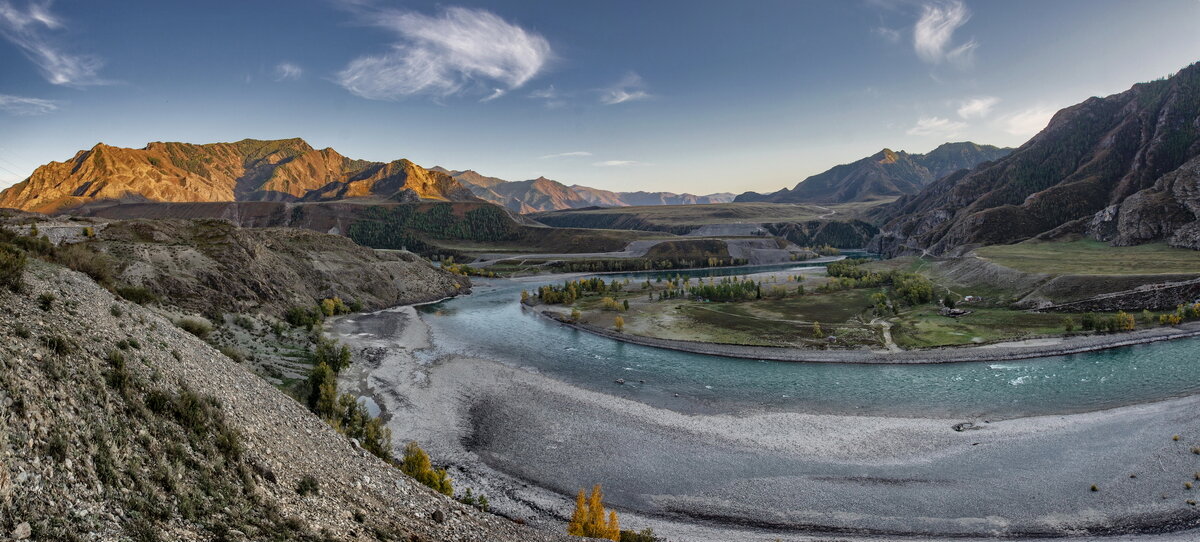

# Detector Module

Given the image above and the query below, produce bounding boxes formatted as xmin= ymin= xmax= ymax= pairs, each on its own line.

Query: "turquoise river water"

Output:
xmin=416 ymin=262 xmax=1200 ymax=419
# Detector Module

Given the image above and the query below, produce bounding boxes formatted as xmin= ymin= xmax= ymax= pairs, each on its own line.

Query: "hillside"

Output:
xmin=0 ymin=138 xmax=479 ymax=214
xmin=736 ymin=142 xmax=1011 ymax=204
xmin=434 ymin=167 xmax=734 ymax=213
xmin=530 ymin=202 xmax=880 ymax=248
xmin=0 ymin=257 xmax=567 ymax=541
xmin=872 ymin=63 xmax=1200 ymax=256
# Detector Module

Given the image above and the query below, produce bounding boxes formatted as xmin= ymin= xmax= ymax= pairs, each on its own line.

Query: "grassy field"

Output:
xmin=891 ymin=307 xmax=1082 ymax=349
xmin=976 ymin=239 xmax=1200 ymax=275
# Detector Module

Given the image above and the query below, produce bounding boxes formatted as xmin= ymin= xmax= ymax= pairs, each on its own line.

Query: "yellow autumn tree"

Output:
xmin=567 ymin=485 xmax=620 ymax=541
xmin=614 ymin=316 xmax=625 ymax=332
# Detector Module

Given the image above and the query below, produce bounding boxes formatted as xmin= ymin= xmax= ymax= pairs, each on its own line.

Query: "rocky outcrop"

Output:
xmin=1086 ymin=154 xmax=1200 ymax=249
xmin=0 ymin=138 xmax=480 ymax=213
xmin=0 ymin=259 xmax=566 ymax=541
xmin=735 ymin=142 xmax=1011 ymax=204
xmin=873 ymin=62 xmax=1200 ymax=256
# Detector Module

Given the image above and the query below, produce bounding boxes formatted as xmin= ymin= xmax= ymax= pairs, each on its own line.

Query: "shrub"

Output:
xmin=38 ymin=292 xmax=56 ymax=311
xmin=320 ymin=297 xmax=350 ymax=317
xmin=295 ymin=475 xmax=319 ymax=496
xmin=401 ymin=441 xmax=453 ymax=496
xmin=175 ymin=317 xmax=212 ymax=340
xmin=39 ymin=334 xmax=73 ymax=355
xmin=620 ymin=528 xmax=662 ymax=542
xmin=53 ymin=243 xmax=113 ymax=287
xmin=219 ymin=347 xmax=246 ymax=363
xmin=116 ymin=286 xmax=158 ymax=305
xmin=0 ymin=244 xmax=26 ymax=292
xmin=310 ymin=337 xmax=352 ymax=373
xmin=285 ymin=306 xmax=323 ymax=329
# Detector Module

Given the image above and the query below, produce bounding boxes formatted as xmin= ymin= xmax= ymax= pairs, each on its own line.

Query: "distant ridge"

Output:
xmin=0 ymin=138 xmax=479 ymax=213
xmin=735 ymin=142 xmax=1011 ymax=204
xmin=431 ymin=166 xmax=735 ymax=213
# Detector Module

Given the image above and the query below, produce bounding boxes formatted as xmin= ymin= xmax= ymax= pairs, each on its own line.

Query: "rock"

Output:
xmin=952 ymin=422 xmax=978 ymax=432
xmin=12 ymin=522 xmax=31 ymax=540
xmin=432 ymin=509 xmax=446 ymax=524
xmin=614 ymin=378 xmax=625 ymax=385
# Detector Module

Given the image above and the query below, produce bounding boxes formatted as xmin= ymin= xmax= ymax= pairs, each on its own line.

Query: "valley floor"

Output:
xmin=329 ymin=302 xmax=1200 ymax=541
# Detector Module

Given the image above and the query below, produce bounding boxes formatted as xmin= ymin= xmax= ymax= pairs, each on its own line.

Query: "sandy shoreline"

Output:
xmin=328 ymin=303 xmax=1200 ymax=541
xmin=533 ymin=307 xmax=1200 ymax=364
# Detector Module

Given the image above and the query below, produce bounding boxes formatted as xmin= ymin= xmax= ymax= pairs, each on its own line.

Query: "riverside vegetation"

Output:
xmin=523 ymin=257 xmax=1198 ymax=350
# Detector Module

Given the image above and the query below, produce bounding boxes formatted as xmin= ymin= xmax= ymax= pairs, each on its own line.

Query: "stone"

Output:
xmin=432 ymin=509 xmax=446 ymax=524
xmin=12 ymin=522 xmax=31 ymax=540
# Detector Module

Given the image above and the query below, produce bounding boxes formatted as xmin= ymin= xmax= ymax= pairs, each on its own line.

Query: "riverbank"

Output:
xmin=329 ymin=304 xmax=1200 ymax=541
xmin=533 ymin=307 xmax=1200 ymax=364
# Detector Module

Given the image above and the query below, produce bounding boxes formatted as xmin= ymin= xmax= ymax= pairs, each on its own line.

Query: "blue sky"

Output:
xmin=0 ymin=0 xmax=1198 ymax=195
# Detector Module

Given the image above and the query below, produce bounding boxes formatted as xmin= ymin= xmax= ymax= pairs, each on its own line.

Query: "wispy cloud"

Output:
xmin=274 ymin=62 xmax=302 ymax=81
xmin=906 ymin=116 xmax=967 ymax=137
xmin=0 ymin=93 xmax=57 ymax=115
xmin=956 ymin=96 xmax=998 ymax=119
xmin=540 ymin=151 xmax=591 ymax=159
xmin=599 ymin=72 xmax=650 ymax=105
xmin=1000 ymin=106 xmax=1056 ymax=136
xmin=872 ymin=26 xmax=902 ymax=43
xmin=335 ymin=5 xmax=551 ymax=102
xmin=593 ymin=160 xmax=641 ymax=167
xmin=0 ymin=0 xmax=107 ymax=86
xmin=913 ymin=1 xmax=977 ymax=68
xmin=527 ymin=85 xmax=567 ymax=108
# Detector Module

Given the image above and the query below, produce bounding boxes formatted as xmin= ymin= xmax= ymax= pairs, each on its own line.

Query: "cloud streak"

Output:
xmin=539 ymin=151 xmax=591 ymax=159
xmin=913 ymin=1 xmax=977 ymax=68
xmin=274 ymin=62 xmax=302 ymax=81
xmin=0 ymin=93 xmax=57 ymax=115
xmin=0 ymin=0 xmax=106 ymax=86
xmin=593 ymin=160 xmax=640 ymax=167
xmin=335 ymin=5 xmax=551 ymax=102
xmin=600 ymin=72 xmax=651 ymax=105
xmin=957 ymin=96 xmax=998 ymax=119
xmin=906 ymin=116 xmax=967 ymax=137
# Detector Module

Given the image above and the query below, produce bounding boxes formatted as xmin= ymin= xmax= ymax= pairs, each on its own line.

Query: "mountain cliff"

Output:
xmin=735 ymin=142 xmax=1011 ymax=204
xmin=0 ymin=138 xmax=479 ymax=213
xmin=872 ymin=62 xmax=1200 ymax=256
xmin=433 ymin=167 xmax=735 ymax=213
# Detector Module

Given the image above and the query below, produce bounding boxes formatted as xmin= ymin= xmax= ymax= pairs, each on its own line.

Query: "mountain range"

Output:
xmin=872 ymin=62 xmax=1200 ymax=256
xmin=0 ymin=138 xmax=479 ymax=213
xmin=735 ymin=142 xmax=1012 ymax=204
xmin=432 ymin=167 xmax=735 ymax=213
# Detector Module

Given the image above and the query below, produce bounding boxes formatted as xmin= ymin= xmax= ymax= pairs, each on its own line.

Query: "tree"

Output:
xmin=567 ymin=485 xmax=620 ymax=541
xmin=942 ymin=294 xmax=956 ymax=309
xmin=622 ymin=299 xmax=630 ymax=311
xmin=570 ymin=308 xmax=581 ymax=322
xmin=812 ymin=321 xmax=823 ymax=338
xmin=401 ymin=442 xmax=453 ymax=496
xmin=1062 ymin=316 xmax=1076 ymax=333
xmin=614 ymin=316 xmax=625 ymax=332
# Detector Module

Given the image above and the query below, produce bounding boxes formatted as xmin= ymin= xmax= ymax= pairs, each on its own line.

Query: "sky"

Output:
xmin=0 ymin=0 xmax=1198 ymax=195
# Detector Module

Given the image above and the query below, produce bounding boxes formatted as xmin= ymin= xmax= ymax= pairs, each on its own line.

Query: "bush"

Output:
xmin=37 ymin=292 xmax=56 ymax=311
xmin=116 ymin=286 xmax=158 ymax=305
xmin=53 ymin=243 xmax=113 ymax=287
xmin=295 ymin=475 xmax=319 ymax=496
xmin=401 ymin=441 xmax=453 ymax=496
xmin=175 ymin=317 xmax=212 ymax=340
xmin=285 ymin=306 xmax=323 ymax=329
xmin=0 ymin=244 xmax=27 ymax=292
xmin=620 ymin=529 xmax=662 ymax=542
